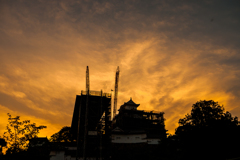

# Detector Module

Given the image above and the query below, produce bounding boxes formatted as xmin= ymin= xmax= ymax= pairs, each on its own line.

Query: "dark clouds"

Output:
xmin=0 ymin=0 xmax=240 ymax=135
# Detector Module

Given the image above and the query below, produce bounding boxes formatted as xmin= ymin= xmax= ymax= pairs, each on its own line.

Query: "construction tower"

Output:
xmin=71 ymin=66 xmax=112 ymax=160
xmin=113 ymin=66 xmax=120 ymax=119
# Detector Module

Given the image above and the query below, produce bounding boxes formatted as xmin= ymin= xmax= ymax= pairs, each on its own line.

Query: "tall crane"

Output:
xmin=77 ymin=66 xmax=90 ymax=160
xmin=86 ymin=66 xmax=90 ymax=92
xmin=83 ymin=66 xmax=90 ymax=160
xmin=113 ymin=66 xmax=120 ymax=118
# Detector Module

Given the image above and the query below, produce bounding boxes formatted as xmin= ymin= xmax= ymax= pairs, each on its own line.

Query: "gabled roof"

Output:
xmin=123 ymin=98 xmax=140 ymax=107
xmin=118 ymin=98 xmax=140 ymax=111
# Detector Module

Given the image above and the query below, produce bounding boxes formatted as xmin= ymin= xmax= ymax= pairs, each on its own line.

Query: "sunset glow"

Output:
xmin=1 ymin=0 xmax=240 ymax=137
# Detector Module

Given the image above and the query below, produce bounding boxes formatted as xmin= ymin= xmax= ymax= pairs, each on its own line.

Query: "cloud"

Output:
xmin=0 ymin=0 xmax=240 ymax=136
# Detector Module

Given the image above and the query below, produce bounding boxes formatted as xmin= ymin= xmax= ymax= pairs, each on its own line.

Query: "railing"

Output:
xmin=141 ymin=110 xmax=162 ymax=114
xmin=81 ymin=90 xmax=111 ymax=98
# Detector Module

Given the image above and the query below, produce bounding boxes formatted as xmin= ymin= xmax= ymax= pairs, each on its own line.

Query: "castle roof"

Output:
xmin=123 ymin=97 xmax=140 ymax=107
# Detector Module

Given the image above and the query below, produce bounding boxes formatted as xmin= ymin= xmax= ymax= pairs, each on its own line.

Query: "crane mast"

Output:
xmin=86 ymin=66 xmax=90 ymax=92
xmin=83 ymin=66 xmax=90 ymax=160
xmin=113 ymin=66 xmax=120 ymax=118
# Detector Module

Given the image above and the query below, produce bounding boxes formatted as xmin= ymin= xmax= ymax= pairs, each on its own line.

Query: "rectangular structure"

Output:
xmin=71 ymin=90 xmax=111 ymax=160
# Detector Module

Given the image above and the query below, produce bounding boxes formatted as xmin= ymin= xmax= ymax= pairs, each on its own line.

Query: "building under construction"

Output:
xmin=70 ymin=66 xmax=167 ymax=160
xmin=71 ymin=66 xmax=115 ymax=160
xmin=71 ymin=90 xmax=111 ymax=159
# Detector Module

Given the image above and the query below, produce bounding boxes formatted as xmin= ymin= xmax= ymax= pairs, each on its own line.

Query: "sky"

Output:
xmin=0 ymin=0 xmax=240 ymax=137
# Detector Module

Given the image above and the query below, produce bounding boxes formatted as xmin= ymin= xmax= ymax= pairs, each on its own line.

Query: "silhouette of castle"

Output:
xmin=69 ymin=66 xmax=166 ymax=160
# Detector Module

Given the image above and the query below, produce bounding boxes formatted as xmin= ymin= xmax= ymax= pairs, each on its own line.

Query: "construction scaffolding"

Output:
xmin=71 ymin=66 xmax=112 ymax=160
xmin=71 ymin=90 xmax=111 ymax=160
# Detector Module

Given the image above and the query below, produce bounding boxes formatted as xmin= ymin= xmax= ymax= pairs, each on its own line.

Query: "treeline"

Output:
xmin=164 ymin=100 xmax=240 ymax=160
xmin=0 ymin=100 xmax=240 ymax=160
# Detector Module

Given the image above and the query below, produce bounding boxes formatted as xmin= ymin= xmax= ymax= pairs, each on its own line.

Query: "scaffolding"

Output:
xmin=71 ymin=66 xmax=112 ymax=160
xmin=71 ymin=90 xmax=112 ymax=160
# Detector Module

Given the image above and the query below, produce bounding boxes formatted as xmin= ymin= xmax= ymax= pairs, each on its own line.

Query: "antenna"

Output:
xmin=86 ymin=66 xmax=90 ymax=92
xmin=113 ymin=66 xmax=120 ymax=118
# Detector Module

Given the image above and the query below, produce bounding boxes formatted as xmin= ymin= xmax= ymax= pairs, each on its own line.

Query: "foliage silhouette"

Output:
xmin=2 ymin=113 xmax=47 ymax=155
xmin=49 ymin=126 xmax=75 ymax=142
xmin=175 ymin=100 xmax=240 ymax=160
xmin=0 ymin=138 xmax=7 ymax=155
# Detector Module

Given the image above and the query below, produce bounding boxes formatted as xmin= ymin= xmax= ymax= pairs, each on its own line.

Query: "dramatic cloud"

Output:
xmin=0 ymin=0 xmax=240 ymax=136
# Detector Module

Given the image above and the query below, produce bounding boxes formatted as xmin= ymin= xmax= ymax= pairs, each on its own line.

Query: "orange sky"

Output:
xmin=0 ymin=0 xmax=240 ymax=138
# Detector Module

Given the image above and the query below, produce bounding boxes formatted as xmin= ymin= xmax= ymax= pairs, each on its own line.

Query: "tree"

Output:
xmin=177 ymin=100 xmax=238 ymax=127
xmin=175 ymin=100 xmax=240 ymax=160
xmin=49 ymin=126 xmax=75 ymax=143
xmin=0 ymin=138 xmax=6 ymax=155
xmin=3 ymin=113 xmax=47 ymax=154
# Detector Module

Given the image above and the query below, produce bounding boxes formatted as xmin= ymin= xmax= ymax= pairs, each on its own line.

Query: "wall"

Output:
xmin=112 ymin=134 xmax=147 ymax=143
xmin=50 ymin=151 xmax=65 ymax=160
xmin=147 ymin=138 xmax=160 ymax=145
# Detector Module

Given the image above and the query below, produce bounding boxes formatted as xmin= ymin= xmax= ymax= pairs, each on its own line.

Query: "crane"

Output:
xmin=113 ymin=66 xmax=120 ymax=118
xmin=86 ymin=66 xmax=90 ymax=92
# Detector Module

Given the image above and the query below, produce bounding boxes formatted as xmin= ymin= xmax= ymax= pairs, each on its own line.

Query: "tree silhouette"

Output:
xmin=3 ymin=113 xmax=47 ymax=154
xmin=49 ymin=126 xmax=75 ymax=142
xmin=178 ymin=100 xmax=238 ymax=127
xmin=0 ymin=138 xmax=6 ymax=155
xmin=175 ymin=100 xmax=240 ymax=160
